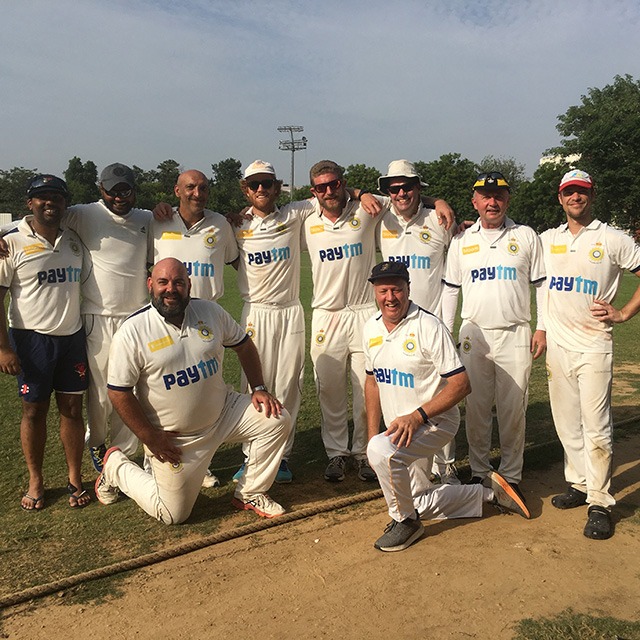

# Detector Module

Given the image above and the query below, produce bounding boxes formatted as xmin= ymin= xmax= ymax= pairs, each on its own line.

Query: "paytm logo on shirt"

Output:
xmin=319 ymin=242 xmax=363 ymax=262
xmin=374 ymin=367 xmax=415 ymax=388
xmin=37 ymin=266 xmax=81 ymax=285
xmin=389 ymin=255 xmax=431 ymax=270
xmin=163 ymin=357 xmax=219 ymax=390
xmin=548 ymin=275 xmax=598 ymax=295
xmin=184 ymin=261 xmax=214 ymax=277
xmin=470 ymin=265 xmax=516 ymax=283
xmin=247 ymin=246 xmax=291 ymax=265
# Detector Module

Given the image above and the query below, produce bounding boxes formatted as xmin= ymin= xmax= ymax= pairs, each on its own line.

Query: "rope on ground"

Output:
xmin=0 ymin=488 xmax=383 ymax=610
xmin=2 ymin=414 xmax=638 ymax=610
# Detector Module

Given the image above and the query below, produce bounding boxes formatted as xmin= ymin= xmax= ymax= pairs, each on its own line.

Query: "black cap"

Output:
xmin=100 ymin=163 xmax=136 ymax=191
xmin=473 ymin=171 xmax=510 ymax=191
xmin=26 ymin=174 xmax=70 ymax=199
xmin=368 ymin=261 xmax=410 ymax=284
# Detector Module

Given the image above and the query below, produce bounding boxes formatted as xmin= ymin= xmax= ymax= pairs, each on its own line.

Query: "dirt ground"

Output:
xmin=2 ymin=433 xmax=640 ymax=640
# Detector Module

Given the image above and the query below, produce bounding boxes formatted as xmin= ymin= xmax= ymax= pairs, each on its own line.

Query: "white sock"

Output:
xmin=482 ymin=487 xmax=495 ymax=502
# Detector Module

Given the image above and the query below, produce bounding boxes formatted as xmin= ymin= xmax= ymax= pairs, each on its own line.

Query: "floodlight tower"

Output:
xmin=278 ymin=125 xmax=307 ymax=201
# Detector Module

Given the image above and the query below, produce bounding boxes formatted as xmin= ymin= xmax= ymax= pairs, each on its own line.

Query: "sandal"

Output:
xmin=67 ymin=482 xmax=91 ymax=508
xmin=21 ymin=493 xmax=45 ymax=511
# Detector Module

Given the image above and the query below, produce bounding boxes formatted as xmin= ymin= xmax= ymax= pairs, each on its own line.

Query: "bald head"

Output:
xmin=148 ymin=258 xmax=191 ymax=324
xmin=175 ymin=169 xmax=210 ymax=219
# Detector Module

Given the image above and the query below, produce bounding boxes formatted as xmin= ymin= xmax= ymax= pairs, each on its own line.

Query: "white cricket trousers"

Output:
xmin=546 ymin=337 xmax=614 ymax=508
xmin=368 ymin=424 xmax=484 ymax=522
xmin=104 ymin=391 xmax=292 ymax=524
xmin=83 ymin=314 xmax=138 ymax=456
xmin=310 ymin=304 xmax=376 ymax=460
xmin=459 ymin=320 xmax=532 ymax=483
xmin=240 ymin=301 xmax=305 ymax=459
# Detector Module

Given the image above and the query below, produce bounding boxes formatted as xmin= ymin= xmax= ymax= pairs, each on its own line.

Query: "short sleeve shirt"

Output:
xmin=363 ymin=302 xmax=464 ymax=435
xmin=107 ymin=299 xmax=247 ymax=434
xmin=541 ymin=220 xmax=640 ymax=353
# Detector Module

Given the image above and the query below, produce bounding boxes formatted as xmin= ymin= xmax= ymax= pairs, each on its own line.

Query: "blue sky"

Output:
xmin=1 ymin=0 xmax=639 ymax=186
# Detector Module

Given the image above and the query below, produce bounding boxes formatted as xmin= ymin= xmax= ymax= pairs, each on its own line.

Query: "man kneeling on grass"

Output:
xmin=95 ymin=258 xmax=291 ymax=524
xmin=364 ymin=262 xmax=530 ymax=552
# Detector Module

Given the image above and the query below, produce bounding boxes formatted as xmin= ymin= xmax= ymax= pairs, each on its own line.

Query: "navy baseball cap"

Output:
xmin=368 ymin=261 xmax=410 ymax=284
xmin=473 ymin=171 xmax=510 ymax=191
xmin=26 ymin=174 xmax=70 ymax=199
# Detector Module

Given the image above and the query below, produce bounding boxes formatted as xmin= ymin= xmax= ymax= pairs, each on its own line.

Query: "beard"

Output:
xmin=151 ymin=292 xmax=190 ymax=320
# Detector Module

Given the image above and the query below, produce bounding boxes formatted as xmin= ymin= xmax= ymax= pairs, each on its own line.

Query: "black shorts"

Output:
xmin=10 ymin=327 xmax=89 ymax=402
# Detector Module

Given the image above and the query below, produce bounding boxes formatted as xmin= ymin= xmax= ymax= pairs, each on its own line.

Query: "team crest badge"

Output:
xmin=589 ymin=244 xmax=604 ymax=263
xmin=20 ymin=384 xmax=30 ymax=396
xmin=315 ymin=330 xmax=326 ymax=346
xmin=170 ymin=461 xmax=184 ymax=473
xmin=69 ymin=240 xmax=81 ymax=256
xmin=349 ymin=217 xmax=361 ymax=230
xmin=461 ymin=338 xmax=472 ymax=354
xmin=418 ymin=229 xmax=432 ymax=244
xmin=507 ymin=240 xmax=520 ymax=255
xmin=203 ymin=231 xmax=217 ymax=248
xmin=197 ymin=321 xmax=214 ymax=342
xmin=246 ymin=322 xmax=256 ymax=340
xmin=545 ymin=364 xmax=552 ymax=381
xmin=403 ymin=335 xmax=417 ymax=355
xmin=75 ymin=363 xmax=87 ymax=380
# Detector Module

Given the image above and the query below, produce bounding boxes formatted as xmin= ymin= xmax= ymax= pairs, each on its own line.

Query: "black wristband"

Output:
xmin=416 ymin=406 xmax=429 ymax=423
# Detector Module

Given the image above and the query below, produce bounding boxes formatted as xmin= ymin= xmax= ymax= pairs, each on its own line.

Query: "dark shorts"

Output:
xmin=9 ymin=328 xmax=89 ymax=402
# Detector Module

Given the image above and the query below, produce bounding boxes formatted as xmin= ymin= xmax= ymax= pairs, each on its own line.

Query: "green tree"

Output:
xmin=132 ymin=160 xmax=180 ymax=210
xmin=344 ymin=163 xmax=381 ymax=194
xmin=209 ymin=158 xmax=245 ymax=213
xmin=0 ymin=167 xmax=38 ymax=218
xmin=415 ymin=153 xmax=479 ymax=218
xmin=64 ymin=156 xmax=99 ymax=204
xmin=551 ymin=73 xmax=640 ymax=230
xmin=478 ymin=155 xmax=527 ymax=195
xmin=508 ymin=161 xmax=570 ymax=233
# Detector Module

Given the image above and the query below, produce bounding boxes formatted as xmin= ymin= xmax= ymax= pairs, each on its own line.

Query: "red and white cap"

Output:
xmin=559 ymin=169 xmax=594 ymax=192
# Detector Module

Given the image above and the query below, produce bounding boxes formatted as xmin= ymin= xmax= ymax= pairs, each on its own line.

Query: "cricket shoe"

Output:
xmin=201 ymin=469 xmax=220 ymax=488
xmin=232 ymin=493 xmax=285 ymax=518
xmin=374 ymin=517 xmax=424 ymax=552
xmin=94 ymin=447 xmax=122 ymax=505
xmin=486 ymin=471 xmax=530 ymax=519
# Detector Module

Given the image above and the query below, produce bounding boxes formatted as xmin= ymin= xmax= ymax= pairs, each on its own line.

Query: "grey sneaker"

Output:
xmin=486 ymin=471 xmax=530 ymax=519
xmin=94 ymin=446 xmax=121 ymax=506
xmin=324 ymin=456 xmax=347 ymax=482
xmin=374 ymin=517 xmax=425 ymax=552
xmin=438 ymin=463 xmax=461 ymax=485
xmin=357 ymin=458 xmax=377 ymax=482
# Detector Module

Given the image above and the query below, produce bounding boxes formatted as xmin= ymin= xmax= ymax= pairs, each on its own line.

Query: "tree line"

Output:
xmin=1 ymin=74 xmax=638 ymax=235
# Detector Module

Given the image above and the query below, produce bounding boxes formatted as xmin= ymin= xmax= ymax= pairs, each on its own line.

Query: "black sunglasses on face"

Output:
xmin=387 ymin=182 xmax=417 ymax=195
xmin=312 ymin=179 xmax=342 ymax=194
xmin=105 ymin=188 xmax=133 ymax=198
xmin=247 ymin=179 xmax=275 ymax=191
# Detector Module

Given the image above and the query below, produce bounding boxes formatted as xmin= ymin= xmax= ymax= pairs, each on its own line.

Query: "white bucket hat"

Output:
xmin=378 ymin=159 xmax=428 ymax=194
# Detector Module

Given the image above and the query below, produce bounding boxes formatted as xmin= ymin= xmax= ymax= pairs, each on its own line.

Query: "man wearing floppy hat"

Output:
xmin=442 ymin=172 xmax=546 ymax=502
xmin=377 ymin=159 xmax=459 ymax=485
xmin=0 ymin=175 xmax=90 ymax=510
xmin=542 ymin=169 xmax=640 ymax=540
xmin=364 ymin=261 xmax=529 ymax=551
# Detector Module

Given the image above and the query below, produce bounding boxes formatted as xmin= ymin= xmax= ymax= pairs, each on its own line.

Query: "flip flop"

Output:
xmin=21 ymin=493 xmax=45 ymax=511
xmin=67 ymin=482 xmax=91 ymax=508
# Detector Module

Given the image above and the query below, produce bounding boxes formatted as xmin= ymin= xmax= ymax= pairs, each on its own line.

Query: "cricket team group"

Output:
xmin=0 ymin=157 xmax=638 ymax=552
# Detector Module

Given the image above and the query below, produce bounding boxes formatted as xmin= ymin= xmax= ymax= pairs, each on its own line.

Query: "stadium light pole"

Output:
xmin=278 ymin=125 xmax=307 ymax=201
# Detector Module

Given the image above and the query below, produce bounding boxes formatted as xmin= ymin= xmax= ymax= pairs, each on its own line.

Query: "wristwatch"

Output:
xmin=252 ymin=384 xmax=268 ymax=393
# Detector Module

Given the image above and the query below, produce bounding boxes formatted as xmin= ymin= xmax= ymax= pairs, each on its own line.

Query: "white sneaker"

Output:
xmin=94 ymin=446 xmax=121 ymax=505
xmin=201 ymin=469 xmax=220 ymax=488
xmin=231 ymin=493 xmax=286 ymax=518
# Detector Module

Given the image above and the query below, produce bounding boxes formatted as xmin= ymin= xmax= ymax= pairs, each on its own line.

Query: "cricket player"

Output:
xmin=376 ymin=159 xmax=458 ymax=485
xmin=542 ymin=169 xmax=640 ymax=540
xmin=96 ymin=258 xmax=291 ymax=524
xmin=365 ymin=261 xmax=530 ymax=552
xmin=442 ymin=172 xmax=546 ymax=500
xmin=0 ymin=175 xmax=90 ymax=510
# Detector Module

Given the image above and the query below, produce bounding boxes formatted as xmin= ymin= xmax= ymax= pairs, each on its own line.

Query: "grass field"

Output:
xmin=0 ymin=258 xmax=639 ymax=609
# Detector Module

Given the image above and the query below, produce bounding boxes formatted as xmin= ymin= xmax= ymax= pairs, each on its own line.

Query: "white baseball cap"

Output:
xmin=378 ymin=159 xmax=428 ymax=194
xmin=244 ymin=160 xmax=276 ymax=179
xmin=559 ymin=169 xmax=594 ymax=192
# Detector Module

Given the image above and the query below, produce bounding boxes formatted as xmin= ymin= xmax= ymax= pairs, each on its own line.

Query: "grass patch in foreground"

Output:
xmin=513 ymin=608 xmax=640 ymax=639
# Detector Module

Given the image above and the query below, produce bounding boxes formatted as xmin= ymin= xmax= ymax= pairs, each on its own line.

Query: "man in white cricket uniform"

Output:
xmin=365 ymin=261 xmax=529 ymax=552
xmin=0 ymin=175 xmax=90 ymax=510
xmin=304 ymin=160 xmax=381 ymax=483
xmin=68 ymin=163 xmax=151 ymax=467
xmin=442 ymin=172 xmax=546 ymax=499
xmin=150 ymin=169 xmax=238 ymax=302
xmin=233 ymin=160 xmax=314 ymax=483
xmin=542 ymin=169 xmax=640 ymax=540
xmin=376 ymin=160 xmax=458 ymax=485
xmin=96 ymin=258 xmax=291 ymax=524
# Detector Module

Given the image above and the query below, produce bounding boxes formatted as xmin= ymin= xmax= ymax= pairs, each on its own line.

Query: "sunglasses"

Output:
xmin=247 ymin=179 xmax=275 ymax=191
xmin=105 ymin=188 xmax=133 ymax=198
xmin=312 ymin=178 xmax=342 ymax=194
xmin=387 ymin=182 xmax=417 ymax=195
